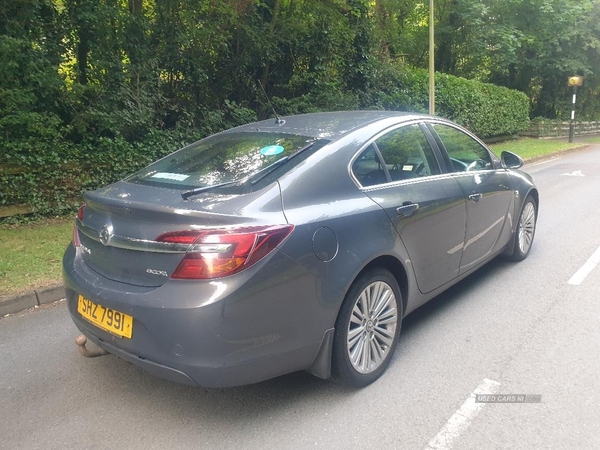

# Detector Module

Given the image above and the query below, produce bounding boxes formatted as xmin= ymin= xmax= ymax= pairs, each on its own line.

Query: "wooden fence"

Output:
xmin=520 ymin=120 xmax=600 ymax=138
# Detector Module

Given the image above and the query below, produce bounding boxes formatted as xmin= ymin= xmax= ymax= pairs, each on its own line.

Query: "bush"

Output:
xmin=1 ymin=59 xmax=529 ymax=221
xmin=270 ymin=87 xmax=360 ymax=116
xmin=365 ymin=64 xmax=530 ymax=138
xmin=0 ymin=102 xmax=256 ymax=219
xmin=266 ymin=64 xmax=530 ymax=138
xmin=0 ymin=130 xmax=192 ymax=217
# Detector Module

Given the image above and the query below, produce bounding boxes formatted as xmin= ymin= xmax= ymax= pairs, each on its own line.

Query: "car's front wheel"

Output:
xmin=507 ymin=195 xmax=537 ymax=261
xmin=332 ymin=268 xmax=403 ymax=387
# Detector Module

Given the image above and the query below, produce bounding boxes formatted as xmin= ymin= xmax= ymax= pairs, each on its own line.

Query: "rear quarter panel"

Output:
xmin=277 ymin=128 xmax=420 ymax=326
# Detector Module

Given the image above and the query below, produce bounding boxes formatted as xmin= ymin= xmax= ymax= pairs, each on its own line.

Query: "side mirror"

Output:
xmin=501 ymin=151 xmax=524 ymax=169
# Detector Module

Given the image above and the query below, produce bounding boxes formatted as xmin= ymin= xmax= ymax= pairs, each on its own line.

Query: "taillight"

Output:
xmin=156 ymin=225 xmax=294 ymax=279
xmin=74 ymin=203 xmax=86 ymax=247
xmin=77 ymin=204 xmax=86 ymax=221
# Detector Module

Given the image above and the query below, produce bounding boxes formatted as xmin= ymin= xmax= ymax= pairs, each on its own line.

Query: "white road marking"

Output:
xmin=425 ymin=378 xmax=501 ymax=450
xmin=560 ymin=170 xmax=585 ymax=177
xmin=568 ymin=245 xmax=600 ymax=286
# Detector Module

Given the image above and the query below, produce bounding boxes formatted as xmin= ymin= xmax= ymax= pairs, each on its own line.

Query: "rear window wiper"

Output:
xmin=249 ymin=156 xmax=290 ymax=185
xmin=181 ymin=160 xmax=288 ymax=200
xmin=181 ymin=181 xmax=237 ymax=200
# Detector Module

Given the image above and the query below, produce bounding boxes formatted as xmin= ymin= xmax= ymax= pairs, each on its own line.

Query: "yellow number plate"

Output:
xmin=77 ymin=295 xmax=133 ymax=339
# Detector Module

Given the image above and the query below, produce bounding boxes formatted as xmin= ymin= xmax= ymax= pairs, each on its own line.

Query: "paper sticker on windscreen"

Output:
xmin=151 ymin=172 xmax=189 ymax=181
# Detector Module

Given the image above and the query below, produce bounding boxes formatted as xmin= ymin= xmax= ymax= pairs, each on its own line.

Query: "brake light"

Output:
xmin=156 ymin=225 xmax=294 ymax=279
xmin=77 ymin=204 xmax=86 ymax=221
xmin=74 ymin=204 xmax=86 ymax=247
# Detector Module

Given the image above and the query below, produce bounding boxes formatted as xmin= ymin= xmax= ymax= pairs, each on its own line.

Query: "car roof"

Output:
xmin=229 ymin=110 xmax=431 ymax=139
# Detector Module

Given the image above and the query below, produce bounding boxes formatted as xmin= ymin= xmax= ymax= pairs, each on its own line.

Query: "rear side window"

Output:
xmin=432 ymin=124 xmax=492 ymax=172
xmin=352 ymin=124 xmax=441 ymax=187
xmin=376 ymin=124 xmax=441 ymax=180
xmin=127 ymin=132 xmax=328 ymax=189
xmin=352 ymin=145 xmax=388 ymax=187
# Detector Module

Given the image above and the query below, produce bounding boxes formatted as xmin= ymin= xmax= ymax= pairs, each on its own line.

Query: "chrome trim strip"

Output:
xmin=76 ymin=219 xmax=232 ymax=254
xmin=361 ymin=173 xmax=455 ymax=192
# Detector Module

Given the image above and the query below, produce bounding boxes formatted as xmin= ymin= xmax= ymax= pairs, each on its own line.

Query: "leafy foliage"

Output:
xmin=1 ymin=0 xmax=597 ymax=219
xmin=367 ymin=64 xmax=530 ymax=137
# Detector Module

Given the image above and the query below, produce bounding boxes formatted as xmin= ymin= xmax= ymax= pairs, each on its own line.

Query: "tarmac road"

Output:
xmin=1 ymin=145 xmax=600 ymax=450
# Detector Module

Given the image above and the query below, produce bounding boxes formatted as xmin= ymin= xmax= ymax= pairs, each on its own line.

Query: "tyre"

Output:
xmin=332 ymin=268 xmax=403 ymax=387
xmin=506 ymin=195 xmax=537 ymax=261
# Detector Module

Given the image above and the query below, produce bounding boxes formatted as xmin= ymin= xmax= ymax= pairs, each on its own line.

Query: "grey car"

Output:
xmin=63 ymin=111 xmax=538 ymax=388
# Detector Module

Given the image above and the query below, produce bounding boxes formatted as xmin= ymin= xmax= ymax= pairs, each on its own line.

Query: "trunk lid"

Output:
xmin=76 ymin=181 xmax=287 ymax=287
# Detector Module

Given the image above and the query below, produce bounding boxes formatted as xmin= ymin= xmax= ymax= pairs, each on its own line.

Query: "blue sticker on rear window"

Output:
xmin=260 ymin=145 xmax=284 ymax=156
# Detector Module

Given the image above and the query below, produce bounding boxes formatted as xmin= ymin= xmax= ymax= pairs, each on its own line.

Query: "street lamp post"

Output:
xmin=429 ymin=0 xmax=435 ymax=115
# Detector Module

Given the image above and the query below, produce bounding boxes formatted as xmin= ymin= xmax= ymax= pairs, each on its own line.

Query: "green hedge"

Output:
xmin=266 ymin=65 xmax=530 ymax=138
xmin=367 ymin=65 xmax=530 ymax=138
xmin=1 ymin=130 xmax=197 ymax=217
xmin=0 ymin=102 xmax=257 ymax=219
xmin=1 ymin=65 xmax=530 ymax=220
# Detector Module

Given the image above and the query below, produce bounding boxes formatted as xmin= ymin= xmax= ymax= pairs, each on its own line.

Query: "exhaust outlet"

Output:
xmin=75 ymin=334 xmax=109 ymax=358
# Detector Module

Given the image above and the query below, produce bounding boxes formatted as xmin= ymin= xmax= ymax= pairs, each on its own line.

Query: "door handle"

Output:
xmin=396 ymin=202 xmax=419 ymax=217
xmin=468 ymin=192 xmax=482 ymax=203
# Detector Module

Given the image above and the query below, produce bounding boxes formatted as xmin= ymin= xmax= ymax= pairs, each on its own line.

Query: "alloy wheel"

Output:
xmin=346 ymin=281 xmax=398 ymax=374
xmin=518 ymin=201 xmax=536 ymax=254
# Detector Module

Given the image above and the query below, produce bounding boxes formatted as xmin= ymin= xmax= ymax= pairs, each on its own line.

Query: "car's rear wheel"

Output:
xmin=507 ymin=195 xmax=537 ymax=261
xmin=332 ymin=268 xmax=402 ymax=387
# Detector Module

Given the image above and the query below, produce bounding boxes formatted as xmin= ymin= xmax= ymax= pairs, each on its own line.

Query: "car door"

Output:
xmin=353 ymin=123 xmax=467 ymax=294
xmin=429 ymin=123 xmax=514 ymax=273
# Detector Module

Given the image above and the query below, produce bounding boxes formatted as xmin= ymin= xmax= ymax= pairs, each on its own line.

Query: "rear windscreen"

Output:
xmin=126 ymin=132 xmax=328 ymax=189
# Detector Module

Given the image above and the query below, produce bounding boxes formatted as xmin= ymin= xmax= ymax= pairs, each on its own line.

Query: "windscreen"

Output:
xmin=126 ymin=132 xmax=328 ymax=189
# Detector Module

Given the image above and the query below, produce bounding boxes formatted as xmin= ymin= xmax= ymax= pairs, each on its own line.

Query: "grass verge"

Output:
xmin=0 ymin=218 xmax=73 ymax=297
xmin=1 ymin=135 xmax=599 ymax=298
xmin=489 ymin=136 xmax=600 ymax=160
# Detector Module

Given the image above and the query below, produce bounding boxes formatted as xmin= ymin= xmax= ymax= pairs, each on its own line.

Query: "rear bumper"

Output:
xmin=63 ymin=243 xmax=335 ymax=387
xmin=72 ymin=328 xmax=198 ymax=385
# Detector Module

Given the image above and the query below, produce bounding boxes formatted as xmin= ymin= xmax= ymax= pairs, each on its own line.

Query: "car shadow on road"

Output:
xmin=401 ymin=257 xmax=511 ymax=337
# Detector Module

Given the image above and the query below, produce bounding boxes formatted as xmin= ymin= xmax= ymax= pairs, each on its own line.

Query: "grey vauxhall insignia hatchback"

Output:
xmin=63 ymin=111 xmax=538 ymax=388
